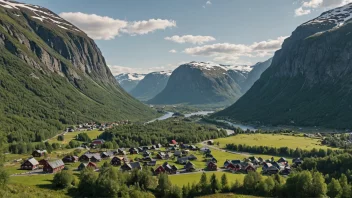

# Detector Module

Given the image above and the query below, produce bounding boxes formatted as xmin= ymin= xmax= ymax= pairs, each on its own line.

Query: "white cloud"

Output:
xmin=206 ymin=1 xmax=212 ymax=5
xmin=169 ymin=49 xmax=177 ymax=53
xmin=165 ymin=35 xmax=216 ymax=45
xmin=295 ymin=7 xmax=312 ymax=16
xmin=122 ymin=19 xmax=176 ymax=35
xmin=184 ymin=36 xmax=287 ymax=64
xmin=59 ymin=12 xmax=127 ymax=40
xmin=59 ymin=12 xmax=176 ymax=39
xmin=295 ymin=0 xmax=352 ymax=17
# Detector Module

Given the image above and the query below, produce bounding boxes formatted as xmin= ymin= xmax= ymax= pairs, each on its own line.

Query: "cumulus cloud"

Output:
xmin=169 ymin=49 xmax=177 ymax=53
xmin=59 ymin=12 xmax=176 ymax=40
xmin=203 ymin=0 xmax=212 ymax=8
xmin=295 ymin=0 xmax=352 ymax=16
xmin=184 ymin=36 xmax=287 ymax=63
xmin=59 ymin=12 xmax=128 ymax=40
xmin=165 ymin=35 xmax=216 ymax=44
xmin=122 ymin=19 xmax=176 ymax=35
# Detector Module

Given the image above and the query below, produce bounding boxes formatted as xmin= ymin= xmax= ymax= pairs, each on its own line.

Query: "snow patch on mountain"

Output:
xmin=185 ymin=61 xmax=252 ymax=73
xmin=303 ymin=3 xmax=352 ymax=27
xmin=115 ymin=73 xmax=146 ymax=84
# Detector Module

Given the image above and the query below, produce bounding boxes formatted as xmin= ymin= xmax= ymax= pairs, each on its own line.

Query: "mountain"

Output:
xmin=130 ymin=71 xmax=171 ymax=101
xmin=0 ymin=0 xmax=156 ymax=142
xmin=214 ymin=3 xmax=352 ymax=129
xmin=115 ymin=73 xmax=146 ymax=92
xmin=148 ymin=62 xmax=244 ymax=106
xmin=240 ymin=58 xmax=273 ymax=93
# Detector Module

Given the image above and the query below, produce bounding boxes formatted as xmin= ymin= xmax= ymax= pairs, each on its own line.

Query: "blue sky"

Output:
xmin=17 ymin=0 xmax=351 ymax=74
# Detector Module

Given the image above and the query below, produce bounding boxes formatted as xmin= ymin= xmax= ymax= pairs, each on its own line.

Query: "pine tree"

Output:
xmin=221 ymin=173 xmax=229 ymax=192
xmin=210 ymin=173 xmax=221 ymax=193
xmin=328 ymin=178 xmax=342 ymax=198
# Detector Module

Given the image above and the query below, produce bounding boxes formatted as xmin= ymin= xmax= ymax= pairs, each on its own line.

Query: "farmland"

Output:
xmin=214 ymin=133 xmax=332 ymax=150
xmin=48 ymin=129 xmax=103 ymax=145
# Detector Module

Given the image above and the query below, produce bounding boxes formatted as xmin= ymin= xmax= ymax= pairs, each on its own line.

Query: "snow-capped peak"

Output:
xmin=184 ymin=61 xmax=252 ymax=73
xmin=0 ymin=0 xmax=80 ymax=32
xmin=303 ymin=3 xmax=352 ymax=27
xmin=151 ymin=71 xmax=172 ymax=76
xmin=115 ymin=73 xmax=146 ymax=83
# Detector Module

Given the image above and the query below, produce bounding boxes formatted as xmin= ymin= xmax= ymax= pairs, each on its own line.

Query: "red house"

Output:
xmin=21 ymin=158 xmax=39 ymax=170
xmin=206 ymin=161 xmax=217 ymax=171
xmin=91 ymin=139 xmax=105 ymax=145
xmin=171 ymin=140 xmax=177 ymax=145
xmin=62 ymin=155 xmax=79 ymax=163
xmin=43 ymin=159 xmax=65 ymax=173
xmin=78 ymin=162 xmax=97 ymax=171
xmin=154 ymin=166 xmax=166 ymax=175
xmin=110 ymin=156 xmax=124 ymax=166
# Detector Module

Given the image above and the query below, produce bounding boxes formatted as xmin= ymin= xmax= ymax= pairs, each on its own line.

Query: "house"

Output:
xmin=292 ymin=158 xmax=303 ymax=166
xmin=206 ymin=161 xmax=217 ymax=171
xmin=184 ymin=162 xmax=196 ymax=172
xmin=154 ymin=165 xmax=166 ymax=175
xmin=180 ymin=144 xmax=189 ymax=149
xmin=117 ymin=148 xmax=127 ymax=156
xmin=207 ymin=140 xmax=214 ymax=145
xmin=209 ymin=157 xmax=217 ymax=163
xmin=156 ymin=143 xmax=162 ymax=148
xmin=231 ymin=160 xmax=242 ymax=165
xmin=111 ymin=157 xmax=124 ymax=166
xmin=277 ymin=157 xmax=287 ymax=164
xmin=249 ymin=157 xmax=260 ymax=165
xmin=91 ymin=139 xmax=105 ymax=145
xmin=43 ymin=159 xmax=65 ymax=173
xmin=243 ymin=163 xmax=256 ymax=173
xmin=189 ymin=145 xmax=197 ymax=150
xmin=138 ymin=147 xmax=144 ymax=152
xmin=224 ymin=160 xmax=232 ymax=168
xmin=157 ymin=152 xmax=166 ymax=159
xmin=182 ymin=150 xmax=190 ymax=155
xmin=144 ymin=160 xmax=157 ymax=166
xmin=79 ymin=153 xmax=101 ymax=162
xmin=21 ymin=158 xmax=39 ymax=170
xmin=32 ymin=150 xmax=47 ymax=157
xmin=129 ymin=148 xmax=139 ymax=155
xmin=188 ymin=154 xmax=197 ymax=160
xmin=200 ymin=147 xmax=210 ymax=153
xmin=205 ymin=153 xmax=213 ymax=158
xmin=39 ymin=159 xmax=48 ymax=166
xmin=258 ymin=157 xmax=264 ymax=163
xmin=263 ymin=162 xmax=273 ymax=170
xmin=62 ymin=155 xmax=78 ymax=163
xmin=226 ymin=163 xmax=241 ymax=172
xmin=142 ymin=146 xmax=150 ymax=150
xmin=101 ymin=151 xmax=113 ymax=159
xmin=142 ymin=151 xmax=151 ymax=157
xmin=266 ymin=166 xmax=279 ymax=174
xmin=280 ymin=166 xmax=291 ymax=175
xmin=142 ymin=156 xmax=152 ymax=161
xmin=177 ymin=157 xmax=189 ymax=164
xmin=174 ymin=150 xmax=182 ymax=157
xmin=78 ymin=162 xmax=97 ymax=171
xmin=272 ymin=162 xmax=285 ymax=171
xmin=171 ymin=140 xmax=177 ymax=145
xmin=121 ymin=162 xmax=142 ymax=171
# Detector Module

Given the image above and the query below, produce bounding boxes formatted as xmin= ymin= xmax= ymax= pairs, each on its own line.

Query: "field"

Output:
xmin=10 ymin=174 xmax=54 ymax=186
xmin=48 ymin=129 xmax=103 ymax=144
xmin=215 ymin=134 xmax=332 ymax=150
xmin=169 ymin=172 xmax=246 ymax=187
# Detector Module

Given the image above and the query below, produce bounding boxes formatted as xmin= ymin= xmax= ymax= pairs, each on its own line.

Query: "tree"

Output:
xmin=257 ymin=176 xmax=275 ymax=196
xmin=243 ymin=171 xmax=262 ymax=192
xmin=57 ymin=135 xmax=64 ymax=141
xmin=198 ymin=172 xmax=209 ymax=194
xmin=327 ymin=178 xmax=342 ymax=198
xmin=311 ymin=171 xmax=327 ymax=197
xmin=78 ymin=167 xmax=98 ymax=196
xmin=168 ymin=185 xmax=182 ymax=198
xmin=221 ymin=173 xmax=229 ymax=192
xmin=0 ymin=168 xmax=9 ymax=189
xmin=339 ymin=174 xmax=351 ymax=198
xmin=210 ymin=173 xmax=221 ymax=193
xmin=96 ymin=165 xmax=119 ymax=197
xmin=53 ymin=170 xmax=74 ymax=188
xmin=156 ymin=173 xmax=172 ymax=197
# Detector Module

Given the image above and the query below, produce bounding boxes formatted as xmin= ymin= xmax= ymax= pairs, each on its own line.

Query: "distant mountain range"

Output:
xmin=130 ymin=71 xmax=171 ymax=101
xmin=0 ymin=0 xmax=156 ymax=141
xmin=115 ymin=73 xmax=146 ymax=92
xmin=215 ymin=3 xmax=352 ymax=129
xmin=148 ymin=62 xmax=254 ymax=106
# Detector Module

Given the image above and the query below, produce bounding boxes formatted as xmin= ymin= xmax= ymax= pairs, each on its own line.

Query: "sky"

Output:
xmin=17 ymin=0 xmax=352 ymax=75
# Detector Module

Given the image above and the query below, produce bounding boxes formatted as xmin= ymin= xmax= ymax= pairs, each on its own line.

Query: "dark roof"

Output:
xmin=185 ymin=162 xmax=195 ymax=169
xmin=47 ymin=159 xmax=65 ymax=169
xmin=129 ymin=162 xmax=141 ymax=169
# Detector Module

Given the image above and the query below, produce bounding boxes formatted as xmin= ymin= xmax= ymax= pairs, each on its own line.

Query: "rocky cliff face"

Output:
xmin=148 ymin=62 xmax=243 ymax=106
xmin=240 ymin=58 xmax=272 ymax=93
xmin=215 ymin=3 xmax=352 ymax=129
xmin=0 ymin=0 xmax=156 ymax=142
xmin=130 ymin=71 xmax=170 ymax=101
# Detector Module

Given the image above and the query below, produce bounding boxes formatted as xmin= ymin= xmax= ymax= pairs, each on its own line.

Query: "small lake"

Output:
xmin=147 ymin=111 xmax=214 ymax=123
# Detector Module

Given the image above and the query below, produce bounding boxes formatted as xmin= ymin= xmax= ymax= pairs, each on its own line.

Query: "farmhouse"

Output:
xmin=101 ymin=151 xmax=113 ymax=159
xmin=171 ymin=140 xmax=177 ymax=145
xmin=277 ymin=157 xmax=288 ymax=164
xmin=110 ymin=157 xmax=124 ymax=166
xmin=144 ymin=160 xmax=157 ymax=166
xmin=157 ymin=152 xmax=166 ymax=159
xmin=117 ymin=148 xmax=127 ymax=155
xmin=43 ymin=159 xmax=65 ymax=173
xmin=207 ymin=140 xmax=214 ymax=145
xmin=142 ymin=156 xmax=152 ymax=161
xmin=129 ymin=148 xmax=139 ymax=155
xmin=21 ymin=158 xmax=39 ymax=170
xmin=121 ymin=162 xmax=142 ymax=171
xmin=188 ymin=154 xmax=197 ymax=160
xmin=174 ymin=150 xmax=182 ymax=157
xmin=79 ymin=153 xmax=101 ymax=162
xmin=154 ymin=166 xmax=166 ymax=175
xmin=32 ymin=150 xmax=47 ymax=157
xmin=206 ymin=161 xmax=217 ymax=171
xmin=91 ymin=139 xmax=105 ymax=145
xmin=184 ymin=162 xmax=196 ymax=172
xmin=292 ymin=158 xmax=303 ymax=166
xmin=62 ymin=155 xmax=78 ymax=163
xmin=78 ymin=162 xmax=97 ymax=171
xmin=177 ymin=157 xmax=189 ymax=164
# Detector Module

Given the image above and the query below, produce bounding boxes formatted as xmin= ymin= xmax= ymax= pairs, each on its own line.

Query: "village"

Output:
xmin=16 ymin=138 xmax=301 ymax=178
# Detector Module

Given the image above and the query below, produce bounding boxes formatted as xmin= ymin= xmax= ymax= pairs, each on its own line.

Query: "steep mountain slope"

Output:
xmin=241 ymin=58 xmax=272 ymax=93
xmin=130 ymin=71 xmax=170 ymax=101
xmin=0 ymin=0 xmax=156 ymax=142
xmin=148 ymin=62 xmax=243 ymax=106
xmin=115 ymin=73 xmax=146 ymax=92
xmin=215 ymin=3 xmax=352 ymax=129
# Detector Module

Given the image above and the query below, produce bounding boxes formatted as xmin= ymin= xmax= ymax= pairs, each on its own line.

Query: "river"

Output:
xmin=146 ymin=111 xmax=214 ymax=123
xmin=218 ymin=120 xmax=257 ymax=131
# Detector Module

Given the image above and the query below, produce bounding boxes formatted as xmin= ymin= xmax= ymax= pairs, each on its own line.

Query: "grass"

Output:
xmin=10 ymin=174 xmax=54 ymax=186
xmin=215 ymin=134 xmax=333 ymax=150
xmin=169 ymin=172 xmax=246 ymax=187
xmin=48 ymin=129 xmax=103 ymax=144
